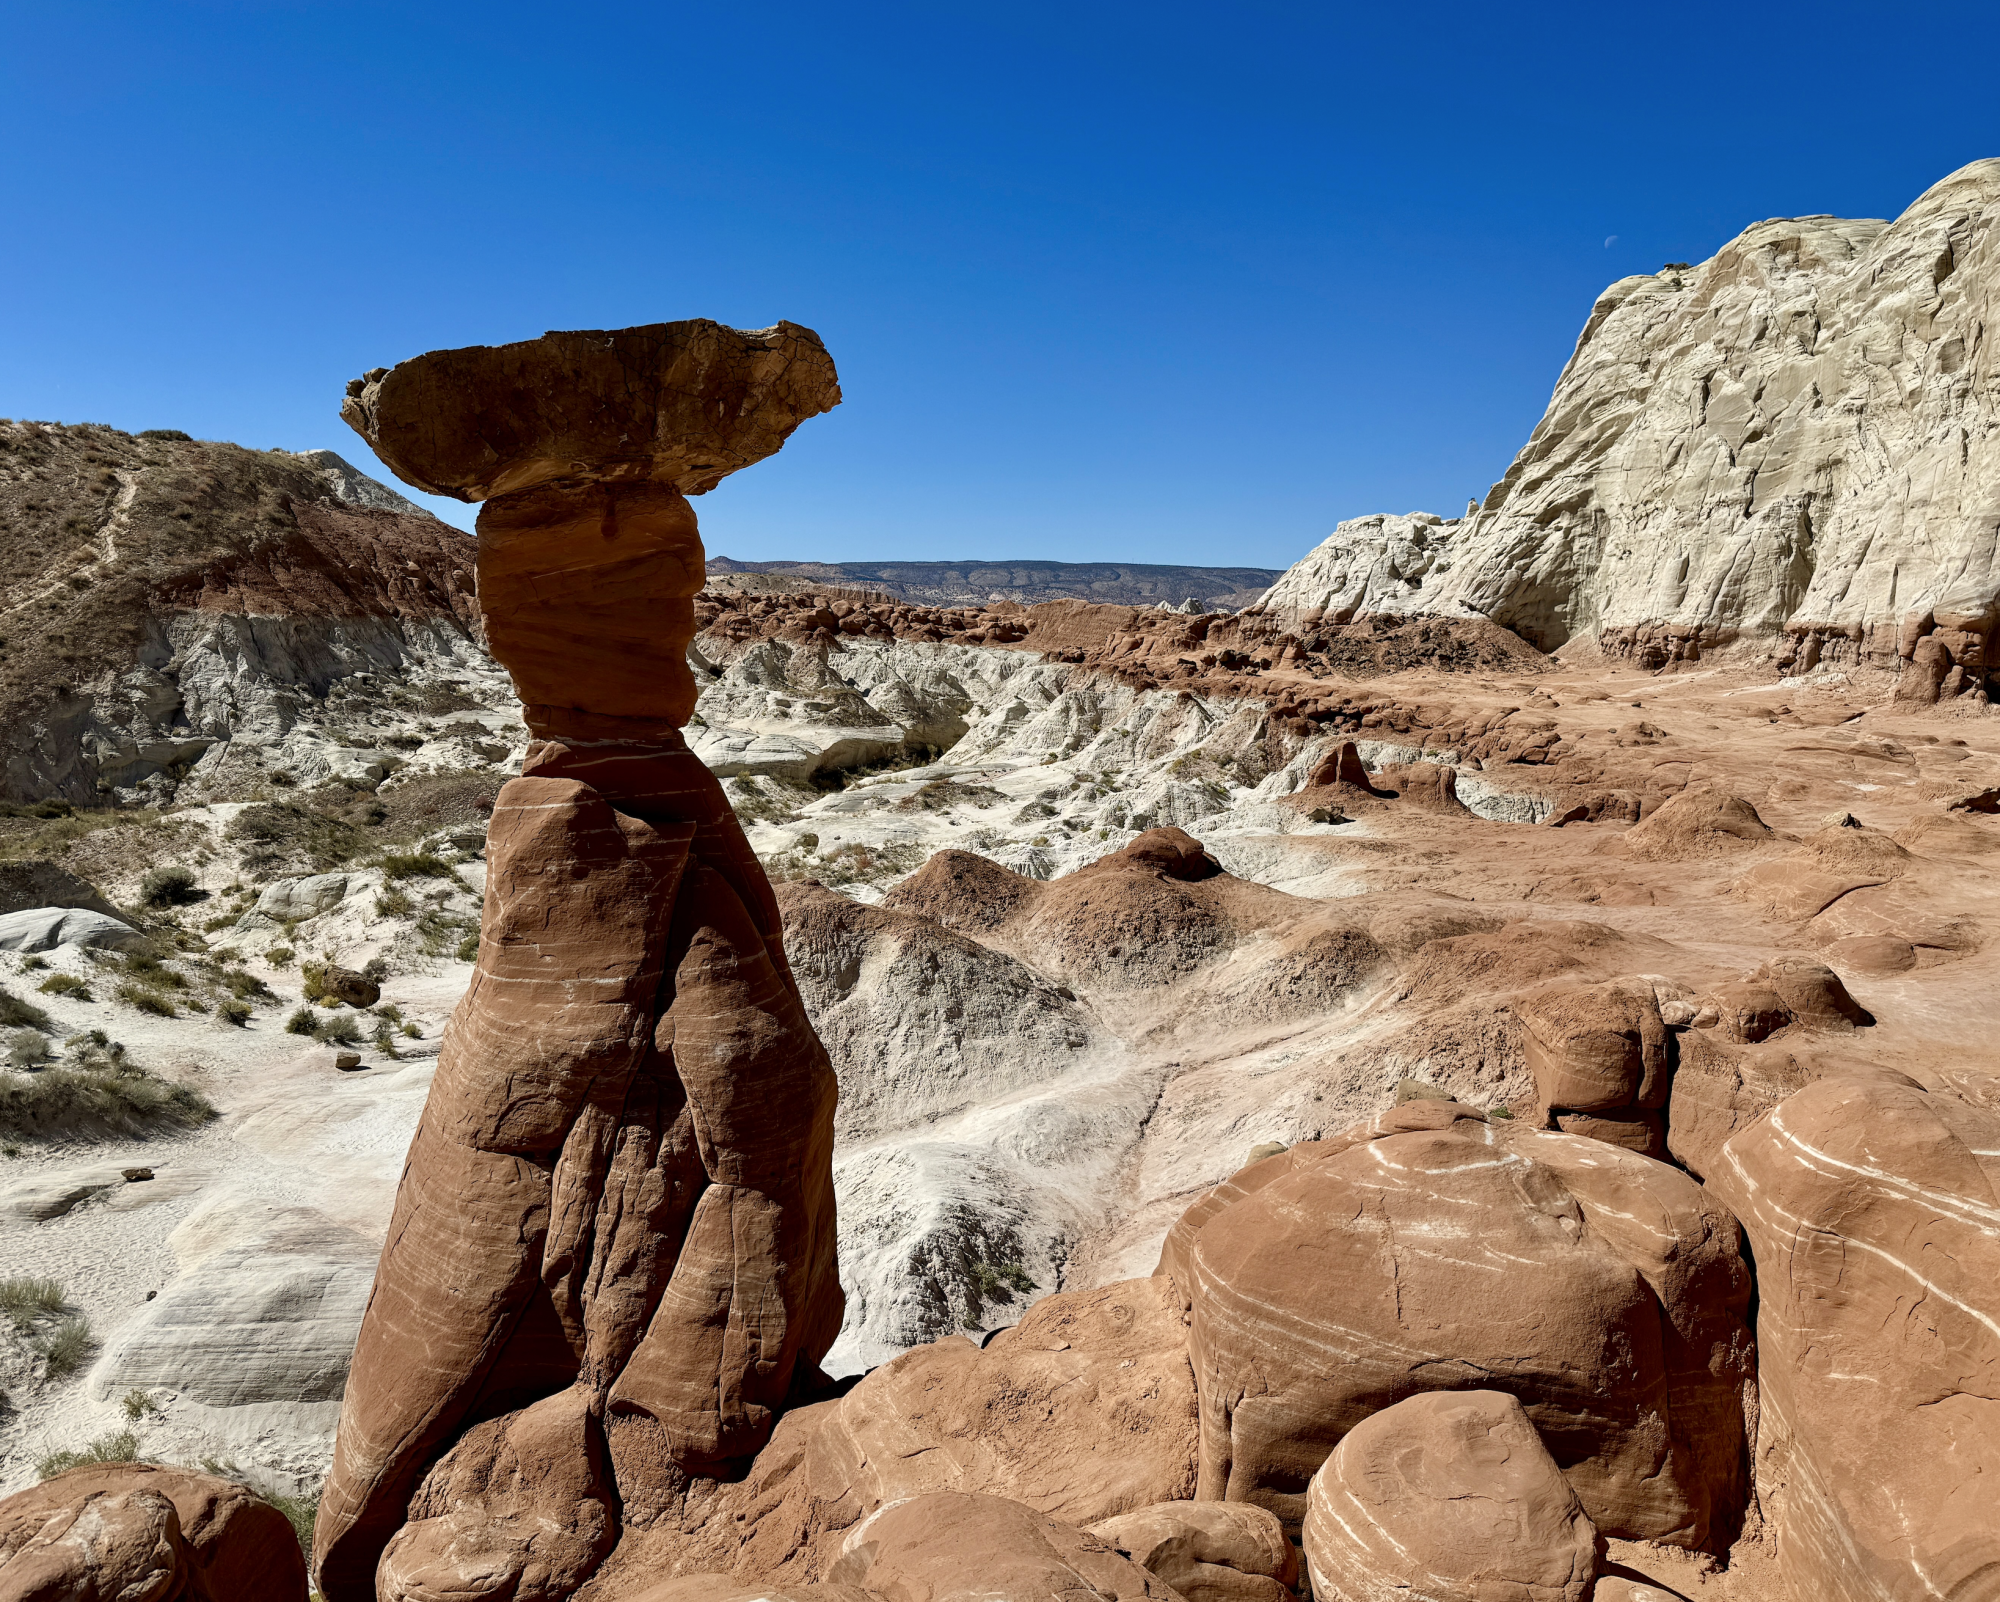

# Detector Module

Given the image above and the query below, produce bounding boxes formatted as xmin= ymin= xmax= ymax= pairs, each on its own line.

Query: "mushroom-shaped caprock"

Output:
xmin=340 ymin=319 xmax=841 ymax=502
xmin=338 ymin=321 xmax=840 ymax=727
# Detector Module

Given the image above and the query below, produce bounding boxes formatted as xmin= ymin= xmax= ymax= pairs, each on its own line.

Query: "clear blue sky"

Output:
xmin=3 ymin=2 xmax=1996 ymax=569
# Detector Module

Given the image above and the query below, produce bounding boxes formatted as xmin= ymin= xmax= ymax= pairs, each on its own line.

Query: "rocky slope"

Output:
xmin=0 ymin=421 xmax=492 ymax=805
xmin=1265 ymin=158 xmax=2000 ymax=704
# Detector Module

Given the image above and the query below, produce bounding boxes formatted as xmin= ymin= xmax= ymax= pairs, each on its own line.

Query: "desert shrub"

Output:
xmin=414 ymin=908 xmax=478 ymax=960
xmin=6 ymin=1029 xmax=51 ymax=1067
xmin=138 ymin=428 xmax=191 ymax=441
xmin=284 ymin=1007 xmax=316 ymax=1036
xmin=265 ymin=946 xmax=294 ymax=966
xmin=0 ymin=1059 xmax=213 ymax=1141
xmin=378 ymin=852 xmax=450 ymax=882
xmin=0 ymin=799 xmax=74 ymax=820
xmin=897 ymin=780 xmax=1006 ymax=813
xmin=226 ymin=795 xmax=365 ymax=873
xmin=299 ymin=961 xmax=327 ymax=1003
xmin=218 ymin=998 xmax=252 ymax=1027
xmin=37 ymin=974 xmax=92 ymax=1001
xmin=222 ymin=969 xmax=272 ymax=1000
xmin=0 ymin=988 xmax=51 ymax=1030
xmin=414 ymin=683 xmax=482 ymax=716
xmin=456 ymin=932 xmax=479 ymax=963
xmin=120 ymin=949 xmax=186 ymax=988
xmin=122 ymin=1389 xmax=158 ymax=1419
xmin=139 ymin=866 xmax=204 ymax=907
xmin=314 ymin=1014 xmax=363 ymax=1047
xmin=0 ymin=1276 xmax=65 ymax=1332
xmin=36 ymin=1429 xmax=140 ymax=1479
xmin=19 ymin=955 xmax=47 ymax=971
xmin=37 ymin=1314 xmax=94 ymax=1377
xmin=961 ymin=1260 xmax=1037 ymax=1327
xmin=201 ymin=913 xmax=236 ymax=932
xmin=115 ymin=984 xmax=177 ymax=1018
xmin=374 ymin=886 xmax=413 ymax=918
xmin=265 ymin=1485 xmax=321 ymax=1558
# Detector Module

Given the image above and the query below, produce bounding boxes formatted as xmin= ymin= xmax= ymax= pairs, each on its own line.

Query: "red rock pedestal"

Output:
xmin=312 ymin=322 xmax=845 ymax=1602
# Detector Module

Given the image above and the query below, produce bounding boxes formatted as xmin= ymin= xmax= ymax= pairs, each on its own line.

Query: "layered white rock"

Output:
xmin=1264 ymin=160 xmax=2000 ymax=693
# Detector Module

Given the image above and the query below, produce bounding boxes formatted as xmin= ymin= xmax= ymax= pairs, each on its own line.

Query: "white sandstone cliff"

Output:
xmin=1267 ymin=158 xmax=2000 ymax=701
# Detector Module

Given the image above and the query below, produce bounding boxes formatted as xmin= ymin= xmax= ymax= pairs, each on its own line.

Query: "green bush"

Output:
xmin=139 ymin=866 xmax=204 ymax=908
xmin=37 ymin=1314 xmax=94 ymax=1378
xmin=218 ymin=998 xmax=252 ymax=1027
xmin=265 ymin=946 xmax=294 ymax=966
xmin=122 ymin=1389 xmax=158 ymax=1420
xmin=284 ymin=1007 xmax=317 ymax=1036
xmin=36 ymin=974 xmax=92 ymax=1002
xmin=266 ymin=1486 xmax=321 ymax=1559
xmin=0 ymin=988 xmax=52 ymax=1030
xmin=6 ymin=1029 xmax=51 ymax=1067
xmin=379 ymin=852 xmax=450 ymax=882
xmin=19 ymin=956 xmax=48 ymax=972
xmin=115 ymin=984 xmax=178 ymax=1018
xmin=314 ymin=1014 xmax=363 ymax=1047
xmin=374 ymin=886 xmax=413 ymax=918
xmin=36 ymin=1429 xmax=140 ymax=1479
xmin=299 ymin=961 xmax=327 ymax=1003
xmin=0 ymin=1276 xmax=65 ymax=1333
xmin=120 ymin=950 xmax=186 ymax=988
xmin=456 ymin=932 xmax=479 ymax=963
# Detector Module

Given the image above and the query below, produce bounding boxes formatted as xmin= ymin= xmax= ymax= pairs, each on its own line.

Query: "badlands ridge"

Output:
xmin=0 ymin=161 xmax=1996 ymax=1602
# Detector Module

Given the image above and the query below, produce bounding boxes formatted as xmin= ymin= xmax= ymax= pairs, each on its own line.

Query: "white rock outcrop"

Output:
xmin=1266 ymin=160 xmax=2000 ymax=699
xmin=1258 ymin=512 xmax=1465 ymax=624
xmin=0 ymin=907 xmax=145 ymax=953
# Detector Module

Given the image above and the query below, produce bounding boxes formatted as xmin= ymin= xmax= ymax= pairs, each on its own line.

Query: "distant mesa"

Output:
xmin=704 ymin=555 xmax=1282 ymax=612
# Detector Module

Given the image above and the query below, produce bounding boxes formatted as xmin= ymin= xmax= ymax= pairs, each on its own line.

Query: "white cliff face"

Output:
xmin=1265 ymin=159 xmax=2000 ymax=695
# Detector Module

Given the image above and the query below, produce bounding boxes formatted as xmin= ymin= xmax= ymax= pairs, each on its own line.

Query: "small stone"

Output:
xmin=121 ymin=1167 xmax=154 ymax=1183
xmin=1659 ymin=1000 xmax=1698 ymax=1028
xmin=1246 ymin=1141 xmax=1288 ymax=1165
xmin=1825 ymin=811 xmax=1863 ymax=829
xmin=333 ymin=1051 xmax=363 ymax=1071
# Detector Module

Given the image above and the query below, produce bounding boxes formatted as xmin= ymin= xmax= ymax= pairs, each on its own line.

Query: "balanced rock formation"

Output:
xmin=312 ymin=322 xmax=844 ymax=1601
xmin=0 ymin=1464 xmax=309 ymax=1602
xmin=1261 ymin=160 xmax=2000 ymax=689
xmin=1709 ymin=1070 xmax=2000 ymax=1601
xmin=1160 ymin=1099 xmax=1752 ymax=1550
xmin=1301 ymin=1390 xmax=1601 ymax=1602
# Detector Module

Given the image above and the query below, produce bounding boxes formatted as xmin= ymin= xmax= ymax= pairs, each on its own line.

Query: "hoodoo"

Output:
xmin=310 ymin=322 xmax=847 ymax=1600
